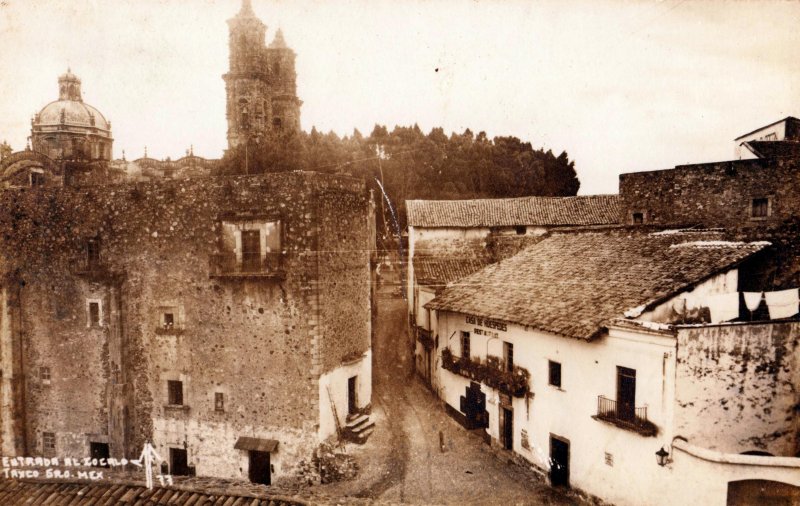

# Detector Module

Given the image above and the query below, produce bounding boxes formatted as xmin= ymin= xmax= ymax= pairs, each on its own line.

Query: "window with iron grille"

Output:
xmin=43 ymin=432 xmax=56 ymax=453
xmin=40 ymin=366 xmax=51 ymax=383
xmin=503 ymin=342 xmax=514 ymax=372
xmin=215 ymin=392 xmax=224 ymax=412
xmin=460 ymin=331 xmax=470 ymax=359
xmin=168 ymin=380 xmax=184 ymax=406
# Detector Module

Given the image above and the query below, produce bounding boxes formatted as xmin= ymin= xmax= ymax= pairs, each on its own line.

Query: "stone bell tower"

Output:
xmin=223 ymin=0 xmax=302 ymax=150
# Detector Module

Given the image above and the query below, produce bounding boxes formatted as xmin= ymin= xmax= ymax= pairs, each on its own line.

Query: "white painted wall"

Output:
xmin=639 ymin=269 xmax=738 ymax=323
xmin=435 ymin=310 xmax=677 ymax=506
xmin=735 ymin=121 xmax=787 ymax=159
xmin=415 ymin=287 xmax=436 ymax=329
xmin=318 ymin=351 xmax=372 ymax=441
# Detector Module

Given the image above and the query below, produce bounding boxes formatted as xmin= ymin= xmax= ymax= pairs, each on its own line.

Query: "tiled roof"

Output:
xmin=406 ymin=195 xmax=620 ymax=228
xmin=414 ymin=256 xmax=492 ymax=288
xmin=0 ymin=480 xmax=307 ymax=506
xmin=426 ymin=230 xmax=768 ymax=340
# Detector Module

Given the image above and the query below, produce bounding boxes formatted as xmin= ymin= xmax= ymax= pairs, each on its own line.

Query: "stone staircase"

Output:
xmin=343 ymin=412 xmax=375 ymax=444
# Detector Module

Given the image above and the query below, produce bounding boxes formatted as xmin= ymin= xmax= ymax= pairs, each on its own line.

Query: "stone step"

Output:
xmin=347 ymin=417 xmax=375 ymax=434
xmin=345 ymin=413 xmax=369 ymax=426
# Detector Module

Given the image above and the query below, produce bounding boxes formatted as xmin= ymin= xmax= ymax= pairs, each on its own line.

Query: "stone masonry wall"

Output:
xmin=675 ymin=322 xmax=800 ymax=457
xmin=619 ymin=158 xmax=800 ymax=228
xmin=619 ymin=158 xmax=800 ymax=288
xmin=0 ymin=171 xmax=371 ymax=478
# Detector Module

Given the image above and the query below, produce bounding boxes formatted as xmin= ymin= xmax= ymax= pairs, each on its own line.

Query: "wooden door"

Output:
xmin=249 ymin=451 xmax=271 ymax=485
xmin=170 ymin=448 xmax=189 ymax=476
xmin=241 ymin=230 xmax=261 ymax=271
xmin=617 ymin=366 xmax=636 ymax=421
xmin=347 ymin=376 xmax=357 ymax=415
xmin=501 ymin=407 xmax=513 ymax=450
xmin=550 ymin=436 xmax=570 ymax=487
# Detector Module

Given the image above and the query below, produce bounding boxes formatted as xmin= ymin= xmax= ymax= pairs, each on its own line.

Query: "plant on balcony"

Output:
xmin=416 ymin=327 xmax=434 ymax=350
xmin=441 ymin=347 xmax=530 ymax=397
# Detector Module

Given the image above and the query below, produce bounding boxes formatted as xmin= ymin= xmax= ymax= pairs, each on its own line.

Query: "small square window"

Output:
xmin=548 ymin=360 xmax=562 ymax=388
xmin=215 ymin=392 xmax=224 ymax=412
xmin=632 ymin=212 xmax=644 ymax=224
xmin=40 ymin=366 xmax=51 ymax=383
xmin=88 ymin=301 xmax=101 ymax=327
xmin=43 ymin=432 xmax=56 ymax=453
xmin=751 ymin=198 xmax=769 ymax=218
xmin=168 ymin=380 xmax=183 ymax=406
xmin=514 ymin=225 xmax=526 ymax=235
xmin=30 ymin=171 xmax=45 ymax=187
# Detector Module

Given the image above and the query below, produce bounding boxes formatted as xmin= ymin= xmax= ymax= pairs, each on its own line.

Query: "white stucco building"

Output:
xmin=425 ymin=229 xmax=800 ymax=505
xmin=405 ymin=195 xmax=620 ymax=386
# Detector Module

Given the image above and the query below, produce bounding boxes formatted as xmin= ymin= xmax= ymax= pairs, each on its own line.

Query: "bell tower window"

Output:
xmin=239 ymin=99 xmax=250 ymax=130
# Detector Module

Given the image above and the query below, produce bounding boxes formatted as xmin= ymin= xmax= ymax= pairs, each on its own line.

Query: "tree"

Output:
xmin=0 ymin=140 xmax=11 ymax=161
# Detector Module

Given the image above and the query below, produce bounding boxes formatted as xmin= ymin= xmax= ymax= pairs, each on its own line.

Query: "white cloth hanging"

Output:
xmin=706 ymin=292 xmax=740 ymax=323
xmin=764 ymin=288 xmax=800 ymax=319
xmin=743 ymin=292 xmax=763 ymax=312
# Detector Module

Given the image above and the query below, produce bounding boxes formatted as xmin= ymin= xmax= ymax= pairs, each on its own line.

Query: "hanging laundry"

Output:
xmin=743 ymin=292 xmax=763 ymax=313
xmin=764 ymin=288 xmax=799 ymax=319
xmin=706 ymin=292 xmax=740 ymax=323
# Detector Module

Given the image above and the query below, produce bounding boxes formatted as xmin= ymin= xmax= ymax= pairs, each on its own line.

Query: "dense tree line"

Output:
xmin=216 ymin=125 xmax=580 ymax=243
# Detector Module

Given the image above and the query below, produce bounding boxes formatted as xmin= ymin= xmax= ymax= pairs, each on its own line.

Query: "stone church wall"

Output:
xmin=0 ymin=171 xmax=372 ymax=481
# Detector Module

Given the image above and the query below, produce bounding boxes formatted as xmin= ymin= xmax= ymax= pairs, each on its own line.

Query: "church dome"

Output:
xmin=36 ymin=100 xmax=111 ymax=133
xmin=33 ymin=69 xmax=111 ymax=136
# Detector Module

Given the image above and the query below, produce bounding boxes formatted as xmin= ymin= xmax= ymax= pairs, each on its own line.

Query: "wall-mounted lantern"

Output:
xmin=655 ymin=446 xmax=670 ymax=467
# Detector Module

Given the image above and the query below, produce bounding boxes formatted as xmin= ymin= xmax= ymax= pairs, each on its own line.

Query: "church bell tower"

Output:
xmin=224 ymin=0 xmax=302 ymax=150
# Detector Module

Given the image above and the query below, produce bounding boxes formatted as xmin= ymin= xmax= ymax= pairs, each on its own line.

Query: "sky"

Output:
xmin=1 ymin=0 xmax=798 ymax=195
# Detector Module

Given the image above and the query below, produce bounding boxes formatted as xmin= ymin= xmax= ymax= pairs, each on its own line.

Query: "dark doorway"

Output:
xmin=90 ymin=442 xmax=109 ymax=467
xmin=249 ymin=450 xmax=271 ymax=486
xmin=550 ymin=435 xmax=570 ymax=487
xmin=241 ymin=230 xmax=261 ymax=271
xmin=500 ymin=406 xmax=513 ymax=450
xmin=616 ymin=366 xmax=636 ymax=421
xmin=460 ymin=382 xmax=487 ymax=429
xmin=169 ymin=447 xmax=189 ymax=476
xmin=347 ymin=376 xmax=357 ymax=415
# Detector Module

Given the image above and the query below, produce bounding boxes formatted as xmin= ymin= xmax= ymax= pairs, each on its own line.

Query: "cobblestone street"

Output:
xmin=313 ymin=286 xmax=593 ymax=505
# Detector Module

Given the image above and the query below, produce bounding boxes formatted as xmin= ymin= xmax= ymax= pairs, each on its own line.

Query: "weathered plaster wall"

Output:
xmin=675 ymin=322 xmax=800 ymax=456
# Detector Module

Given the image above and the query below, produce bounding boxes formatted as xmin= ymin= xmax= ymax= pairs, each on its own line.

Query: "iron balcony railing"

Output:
xmin=595 ymin=395 xmax=657 ymax=437
xmin=70 ymin=258 xmax=124 ymax=282
xmin=209 ymin=252 xmax=284 ymax=279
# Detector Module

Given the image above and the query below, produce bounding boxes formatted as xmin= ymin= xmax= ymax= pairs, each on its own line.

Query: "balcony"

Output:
xmin=209 ymin=252 xmax=284 ymax=279
xmin=593 ymin=395 xmax=657 ymax=437
xmin=70 ymin=259 xmax=124 ymax=283
xmin=416 ymin=327 xmax=434 ymax=350
xmin=441 ymin=347 xmax=530 ymax=398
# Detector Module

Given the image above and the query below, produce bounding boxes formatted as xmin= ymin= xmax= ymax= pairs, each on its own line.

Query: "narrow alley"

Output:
xmin=316 ymin=283 xmax=591 ymax=505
